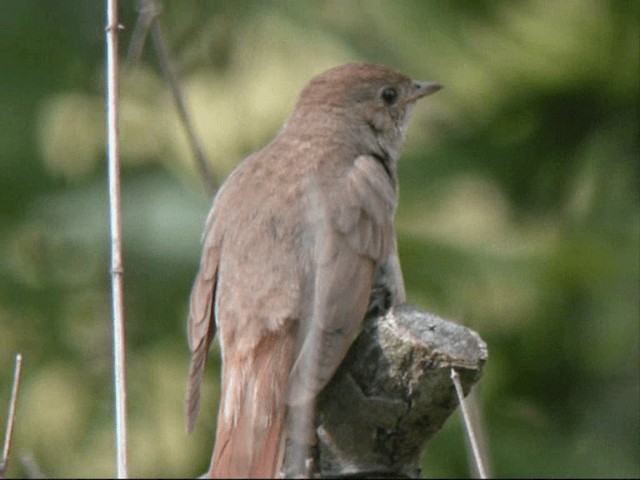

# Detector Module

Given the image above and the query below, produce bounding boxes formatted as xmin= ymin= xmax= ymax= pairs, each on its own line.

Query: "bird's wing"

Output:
xmin=286 ymin=154 xmax=398 ymax=406
xmin=185 ymin=207 xmax=221 ymax=433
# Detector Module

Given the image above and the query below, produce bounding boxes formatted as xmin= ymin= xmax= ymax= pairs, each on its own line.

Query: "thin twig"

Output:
xmin=0 ymin=354 xmax=23 ymax=478
xmin=464 ymin=391 xmax=491 ymax=478
xmin=451 ymin=368 xmax=488 ymax=479
xmin=106 ymin=0 xmax=129 ymax=477
xmin=126 ymin=0 xmax=162 ymax=64
xmin=150 ymin=15 xmax=217 ymax=196
xmin=126 ymin=0 xmax=215 ymax=195
xmin=126 ymin=0 xmax=217 ymax=197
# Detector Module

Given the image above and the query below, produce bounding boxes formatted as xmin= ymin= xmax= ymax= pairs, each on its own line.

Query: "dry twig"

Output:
xmin=451 ymin=368 xmax=489 ymax=478
xmin=128 ymin=0 xmax=217 ymax=197
xmin=1 ymin=354 xmax=24 ymax=478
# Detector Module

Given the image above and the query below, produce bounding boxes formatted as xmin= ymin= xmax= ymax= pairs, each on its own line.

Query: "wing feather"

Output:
xmin=287 ymin=155 xmax=397 ymax=405
xmin=186 ymin=230 xmax=220 ymax=433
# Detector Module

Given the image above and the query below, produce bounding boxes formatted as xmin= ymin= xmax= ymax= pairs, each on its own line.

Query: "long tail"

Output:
xmin=208 ymin=330 xmax=295 ymax=478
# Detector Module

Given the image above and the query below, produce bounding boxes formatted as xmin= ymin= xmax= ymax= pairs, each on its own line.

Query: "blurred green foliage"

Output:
xmin=0 ymin=0 xmax=638 ymax=477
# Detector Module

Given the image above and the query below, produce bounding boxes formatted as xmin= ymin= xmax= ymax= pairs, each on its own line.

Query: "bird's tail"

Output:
xmin=208 ymin=330 xmax=295 ymax=478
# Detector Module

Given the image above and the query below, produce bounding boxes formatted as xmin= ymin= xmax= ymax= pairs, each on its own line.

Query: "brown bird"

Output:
xmin=186 ymin=63 xmax=441 ymax=478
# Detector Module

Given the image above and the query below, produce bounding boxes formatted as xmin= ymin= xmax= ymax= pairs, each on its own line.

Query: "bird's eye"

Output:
xmin=380 ymin=87 xmax=398 ymax=105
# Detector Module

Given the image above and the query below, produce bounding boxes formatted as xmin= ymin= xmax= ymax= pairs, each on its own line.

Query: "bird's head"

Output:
xmin=288 ymin=63 xmax=441 ymax=162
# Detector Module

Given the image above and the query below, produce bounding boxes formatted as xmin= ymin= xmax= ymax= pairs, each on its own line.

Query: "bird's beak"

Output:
xmin=409 ymin=81 xmax=443 ymax=101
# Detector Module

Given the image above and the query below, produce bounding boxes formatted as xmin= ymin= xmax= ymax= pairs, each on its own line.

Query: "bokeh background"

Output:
xmin=1 ymin=0 xmax=638 ymax=477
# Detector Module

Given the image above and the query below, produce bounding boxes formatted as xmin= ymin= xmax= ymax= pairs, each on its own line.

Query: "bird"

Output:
xmin=185 ymin=62 xmax=441 ymax=478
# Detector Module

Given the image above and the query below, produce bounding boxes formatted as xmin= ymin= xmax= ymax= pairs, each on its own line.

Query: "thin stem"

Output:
xmin=106 ymin=0 xmax=128 ymax=477
xmin=126 ymin=0 xmax=216 ymax=197
xmin=126 ymin=0 xmax=161 ymax=64
xmin=451 ymin=368 xmax=488 ymax=479
xmin=150 ymin=15 xmax=217 ymax=197
xmin=0 ymin=354 xmax=23 ymax=478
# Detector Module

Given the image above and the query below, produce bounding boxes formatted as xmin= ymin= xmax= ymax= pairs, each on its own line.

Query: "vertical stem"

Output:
xmin=0 ymin=354 xmax=23 ymax=477
xmin=106 ymin=0 xmax=128 ymax=477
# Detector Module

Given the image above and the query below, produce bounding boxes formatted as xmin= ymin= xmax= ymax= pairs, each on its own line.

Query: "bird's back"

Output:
xmin=205 ymin=137 xmax=322 ymax=477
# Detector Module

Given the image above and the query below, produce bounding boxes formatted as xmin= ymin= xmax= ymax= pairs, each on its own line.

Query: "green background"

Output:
xmin=1 ymin=1 xmax=638 ymax=477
